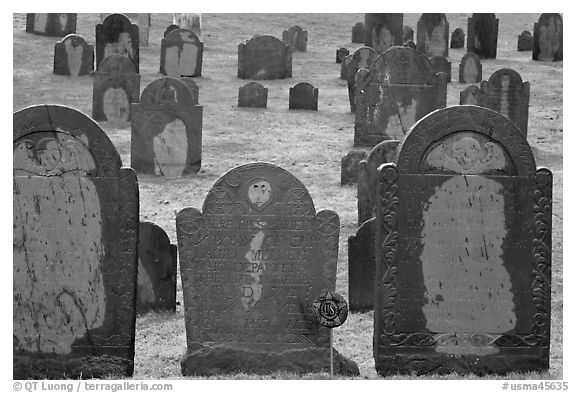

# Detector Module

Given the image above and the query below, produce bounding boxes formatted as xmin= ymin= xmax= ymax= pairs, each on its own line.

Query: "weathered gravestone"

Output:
xmin=416 ymin=13 xmax=449 ymax=58
xmin=517 ymin=31 xmax=533 ymax=51
xmin=467 ymin=13 xmax=499 ymax=59
xmin=354 ymin=46 xmax=448 ymax=147
xmin=92 ymin=54 xmax=140 ymax=123
xmin=341 ymin=149 xmax=367 ymax=185
xmin=459 ymin=84 xmax=481 ymax=105
xmin=352 ymin=22 xmax=365 ymax=43
xmin=289 ymin=82 xmax=318 ymax=111
xmin=373 ymin=105 xmax=552 ymax=375
xmin=479 ymin=68 xmax=530 ymax=137
xmin=176 ymin=162 xmax=360 ymax=376
xmin=336 ymin=47 xmax=349 ymax=64
xmin=344 ymin=46 xmax=378 ymax=111
xmin=402 ymin=25 xmax=414 ymax=43
xmin=364 ymin=13 xmax=403 ymax=54
xmin=238 ymin=82 xmax=268 ymax=108
xmin=458 ymin=52 xmax=482 ymax=84
xmin=533 ymin=13 xmax=563 ymax=62
xmin=357 ymin=140 xmax=400 ymax=225
xmin=96 ymin=13 xmax=140 ymax=73
xmin=173 ymin=13 xmax=202 ymax=38
xmin=137 ymin=222 xmax=177 ymax=313
xmin=238 ymin=35 xmax=292 ymax=80
xmin=402 ymin=40 xmax=417 ymax=50
xmin=26 ymin=13 xmax=77 ymax=37
xmin=13 ymin=104 xmax=139 ymax=379
xmin=450 ymin=28 xmax=465 ymax=48
xmin=181 ymin=77 xmax=200 ymax=105
xmin=160 ymin=28 xmax=204 ymax=78
xmin=138 ymin=13 xmax=150 ymax=47
xmin=348 ymin=218 xmax=376 ymax=313
xmin=164 ymin=24 xmax=180 ymax=38
xmin=283 ymin=25 xmax=308 ymax=52
xmin=131 ymin=77 xmax=203 ymax=176
xmin=430 ymin=56 xmax=451 ymax=83
xmin=53 ymin=34 xmax=94 ymax=77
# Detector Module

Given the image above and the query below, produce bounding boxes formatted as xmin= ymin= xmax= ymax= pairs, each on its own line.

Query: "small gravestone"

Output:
xmin=354 ymin=46 xmax=448 ymax=147
xmin=176 ymin=162 xmax=359 ymax=376
xmin=92 ymin=54 xmax=140 ymax=123
xmin=137 ymin=222 xmax=177 ymax=313
xmin=403 ymin=40 xmax=417 ymax=49
xmin=352 ymin=22 xmax=365 ymax=43
xmin=336 ymin=47 xmax=349 ymax=64
xmin=13 ymin=104 xmax=138 ymax=379
xmin=416 ymin=13 xmax=449 ymax=57
xmin=96 ymin=13 xmax=140 ymax=73
xmin=402 ymin=25 xmax=414 ymax=42
xmin=160 ymin=28 xmax=204 ymax=78
xmin=289 ymin=83 xmax=318 ymax=110
xmin=26 ymin=13 xmax=76 ymax=37
xmin=373 ymin=105 xmax=552 ymax=375
xmin=131 ymin=77 xmax=203 ymax=176
xmin=238 ymin=35 xmax=292 ymax=80
xmin=53 ymin=34 xmax=94 ymax=77
xmin=238 ymin=82 xmax=268 ymax=108
xmin=479 ymin=68 xmax=530 ymax=137
xmin=533 ymin=13 xmax=563 ymax=62
xmin=517 ymin=31 xmax=533 ymax=51
xmin=164 ymin=24 xmax=180 ymax=38
xmin=458 ymin=52 xmax=482 ymax=84
xmin=138 ymin=13 xmax=150 ymax=47
xmin=283 ymin=25 xmax=308 ymax=52
xmin=173 ymin=13 xmax=201 ymax=38
xmin=364 ymin=13 xmax=403 ymax=54
xmin=467 ymin=13 xmax=499 ymax=59
xmin=345 ymin=46 xmax=378 ymax=112
xmin=340 ymin=149 xmax=367 ymax=185
xmin=348 ymin=218 xmax=376 ymax=312
xmin=181 ymin=77 xmax=200 ymax=105
xmin=459 ymin=84 xmax=481 ymax=105
xmin=430 ymin=56 xmax=451 ymax=83
xmin=450 ymin=28 xmax=465 ymax=48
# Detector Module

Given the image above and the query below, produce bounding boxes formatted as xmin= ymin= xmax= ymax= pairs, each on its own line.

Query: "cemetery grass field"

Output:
xmin=13 ymin=13 xmax=563 ymax=379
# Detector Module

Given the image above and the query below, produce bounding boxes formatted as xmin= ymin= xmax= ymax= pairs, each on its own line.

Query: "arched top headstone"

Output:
xmin=366 ymin=140 xmax=400 ymax=169
xmin=459 ymin=84 xmax=481 ymax=105
xmin=100 ymin=13 xmax=136 ymax=41
xmin=486 ymin=68 xmax=525 ymax=89
xmin=164 ymin=24 xmax=180 ymax=37
xmin=140 ymin=77 xmax=196 ymax=107
xmin=367 ymin=46 xmax=437 ymax=84
xmin=180 ymin=77 xmax=200 ymax=104
xmin=57 ymin=33 xmax=90 ymax=49
xmin=165 ymin=28 xmax=203 ymax=45
xmin=459 ymin=51 xmax=482 ymax=83
xmin=99 ymin=54 xmax=137 ymax=74
xmin=243 ymin=34 xmax=287 ymax=50
xmin=239 ymin=81 xmax=267 ymax=95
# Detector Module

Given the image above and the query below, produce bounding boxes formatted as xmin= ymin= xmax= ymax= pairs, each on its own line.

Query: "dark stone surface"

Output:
xmin=238 ymin=82 xmax=268 ymax=108
xmin=131 ymin=77 xmax=203 ymax=176
xmin=517 ymin=30 xmax=533 ymax=51
xmin=238 ymin=35 xmax=292 ymax=80
xmin=458 ymin=52 xmax=482 ymax=84
xmin=430 ymin=56 xmax=451 ymax=83
xmin=533 ymin=13 xmax=562 ymax=61
xmin=416 ymin=13 xmax=449 ymax=58
xmin=176 ymin=162 xmax=358 ymax=376
xmin=163 ymin=24 xmax=180 ymax=38
xmin=138 ymin=14 xmax=150 ymax=47
xmin=373 ymin=105 xmax=551 ymax=376
xmin=341 ymin=149 xmax=367 ymax=185
xmin=26 ymin=13 xmax=76 ymax=37
xmin=402 ymin=25 xmax=414 ymax=42
xmin=450 ymin=28 xmax=465 ymax=48
xmin=364 ymin=14 xmax=403 ymax=54
xmin=354 ymin=46 xmax=448 ymax=147
xmin=351 ymin=22 xmax=365 ymax=43
xmin=160 ymin=28 xmax=204 ymax=78
xmin=402 ymin=40 xmax=417 ymax=49
xmin=344 ymin=46 xmax=377 ymax=112
xmin=137 ymin=222 xmax=177 ymax=313
xmin=180 ymin=77 xmax=200 ymax=105
xmin=466 ymin=13 xmax=499 ymax=59
xmin=96 ymin=13 xmax=140 ymax=73
xmin=13 ymin=105 xmax=138 ymax=379
xmin=459 ymin=84 xmax=481 ymax=105
xmin=348 ymin=218 xmax=376 ymax=312
xmin=92 ymin=54 xmax=141 ymax=123
xmin=336 ymin=47 xmax=349 ymax=64
xmin=289 ymin=82 xmax=318 ymax=111
xmin=53 ymin=34 xmax=94 ymax=77
xmin=283 ymin=25 xmax=308 ymax=52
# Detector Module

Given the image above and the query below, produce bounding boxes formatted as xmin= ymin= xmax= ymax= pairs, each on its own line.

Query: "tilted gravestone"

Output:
xmin=364 ymin=13 xmax=403 ymax=54
xmin=517 ymin=30 xmax=533 ymax=51
xmin=352 ymin=22 xmax=365 ymax=43
xmin=283 ymin=25 xmax=308 ymax=52
xmin=131 ymin=77 xmax=203 ymax=176
xmin=13 ymin=104 xmax=139 ymax=379
xmin=348 ymin=218 xmax=376 ymax=313
xmin=354 ymin=46 xmax=448 ymax=147
xmin=373 ymin=105 xmax=552 ymax=375
xmin=164 ymin=24 xmax=180 ymax=38
xmin=160 ymin=28 xmax=204 ymax=78
xmin=138 ymin=13 xmax=150 ymax=47
xmin=92 ymin=54 xmax=141 ymax=123
xmin=459 ymin=84 xmax=481 ymax=105
xmin=467 ymin=13 xmax=499 ymax=59
xmin=336 ymin=47 xmax=349 ymax=64
xmin=345 ymin=46 xmax=378 ymax=112
xmin=96 ymin=13 xmax=140 ymax=73
xmin=533 ymin=13 xmax=563 ymax=62
xmin=430 ymin=56 xmax=451 ymax=83
xmin=238 ymin=35 xmax=292 ymax=80
xmin=341 ymin=149 xmax=367 ymax=185
xmin=137 ymin=222 xmax=177 ymax=313
xmin=26 ymin=13 xmax=76 ymax=37
xmin=181 ymin=77 xmax=200 ymax=105
xmin=173 ymin=13 xmax=201 ymax=38
xmin=479 ymin=68 xmax=530 ymax=137
xmin=238 ymin=82 xmax=268 ymax=108
xmin=450 ymin=28 xmax=465 ymax=48
xmin=402 ymin=25 xmax=414 ymax=42
xmin=416 ymin=13 xmax=449 ymax=58
xmin=176 ymin=162 xmax=360 ymax=376
xmin=53 ymin=34 xmax=94 ymax=77
xmin=458 ymin=52 xmax=482 ymax=84
xmin=289 ymin=82 xmax=319 ymax=111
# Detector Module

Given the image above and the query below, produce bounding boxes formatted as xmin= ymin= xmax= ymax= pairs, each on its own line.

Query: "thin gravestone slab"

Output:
xmin=96 ymin=13 xmax=140 ymax=73
xmin=345 ymin=46 xmax=378 ymax=112
xmin=26 ymin=13 xmax=77 ymax=37
xmin=348 ymin=218 xmax=376 ymax=312
xmin=289 ymin=82 xmax=318 ymax=111
xmin=53 ymin=34 xmax=94 ymax=77
xmin=238 ymin=35 xmax=292 ymax=80
xmin=517 ymin=31 xmax=533 ymax=51
xmin=430 ymin=56 xmax=451 ymax=83
xmin=533 ymin=13 xmax=562 ymax=62
xmin=364 ymin=13 xmax=403 ymax=54
xmin=459 ymin=84 xmax=481 ymax=105
xmin=176 ymin=162 xmax=359 ymax=376
xmin=466 ymin=13 xmax=499 ymax=59
xmin=458 ymin=52 xmax=482 ymax=84
xmin=416 ymin=13 xmax=449 ymax=58
xmin=160 ymin=28 xmax=204 ymax=78
xmin=13 ymin=104 xmax=138 ymax=379
xmin=450 ymin=28 xmax=465 ymax=48
xmin=351 ymin=22 xmax=365 ymax=43
xmin=238 ymin=82 xmax=268 ymax=108
xmin=282 ymin=25 xmax=308 ymax=52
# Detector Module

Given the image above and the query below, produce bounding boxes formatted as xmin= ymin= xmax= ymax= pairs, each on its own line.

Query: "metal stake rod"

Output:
xmin=330 ymin=329 xmax=334 ymax=379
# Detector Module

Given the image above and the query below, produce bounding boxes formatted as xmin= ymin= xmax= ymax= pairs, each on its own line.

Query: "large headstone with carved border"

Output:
xmin=373 ymin=105 xmax=552 ymax=375
xmin=160 ymin=28 xmax=204 ymax=78
xmin=96 ymin=13 xmax=140 ymax=73
xmin=416 ymin=13 xmax=449 ymax=58
xmin=532 ymin=14 xmax=563 ymax=62
xmin=364 ymin=14 xmax=403 ymax=54
xmin=13 ymin=105 xmax=139 ymax=379
xmin=282 ymin=25 xmax=308 ymax=52
xmin=466 ymin=13 xmax=499 ymax=59
xmin=53 ymin=34 xmax=94 ymax=77
xmin=176 ymin=163 xmax=359 ymax=376
xmin=26 ymin=13 xmax=77 ymax=37
xmin=238 ymin=35 xmax=292 ymax=80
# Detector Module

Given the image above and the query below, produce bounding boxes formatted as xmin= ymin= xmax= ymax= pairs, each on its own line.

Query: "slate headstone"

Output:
xmin=348 ymin=218 xmax=376 ymax=312
xmin=164 ymin=24 xmax=180 ymax=38
xmin=533 ymin=13 xmax=563 ymax=62
xmin=336 ymin=47 xmax=349 ymax=64
xmin=13 ymin=104 xmax=138 ymax=379
xmin=173 ymin=13 xmax=201 ymax=38
xmin=176 ymin=162 xmax=360 ymax=376
xmin=131 ymin=77 xmax=203 ymax=176
xmin=364 ymin=13 xmax=403 ymax=54
xmin=181 ymin=77 xmax=200 ymax=105
xmin=458 ymin=52 xmax=482 ymax=84
xmin=352 ymin=22 xmax=365 ymax=43
xmin=238 ymin=82 xmax=268 ymax=108
xmin=467 ymin=13 xmax=499 ymax=59
xmin=238 ymin=35 xmax=292 ymax=80
xmin=53 ymin=34 xmax=94 ymax=77
xmin=341 ymin=149 xmax=368 ymax=185
xmin=344 ymin=46 xmax=378 ymax=112
xmin=283 ymin=25 xmax=308 ymax=52
xmin=373 ymin=105 xmax=552 ymax=375
xmin=160 ymin=28 xmax=204 ymax=78
xmin=517 ymin=31 xmax=533 ymax=51
xmin=289 ymin=83 xmax=318 ymax=110
xmin=26 ymin=13 xmax=77 ymax=37
xmin=138 ymin=13 xmax=151 ymax=47
xmin=450 ymin=28 xmax=465 ymax=48
xmin=459 ymin=84 xmax=481 ymax=105
xmin=96 ymin=13 xmax=140 ymax=73
xmin=402 ymin=25 xmax=414 ymax=42
xmin=416 ymin=13 xmax=449 ymax=58
xmin=430 ymin=56 xmax=451 ymax=83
